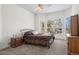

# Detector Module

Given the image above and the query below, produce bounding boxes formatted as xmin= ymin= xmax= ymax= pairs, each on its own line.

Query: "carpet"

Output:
xmin=0 ymin=40 xmax=67 ymax=55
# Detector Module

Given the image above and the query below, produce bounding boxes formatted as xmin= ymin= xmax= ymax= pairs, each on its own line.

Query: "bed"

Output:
xmin=23 ymin=31 xmax=55 ymax=48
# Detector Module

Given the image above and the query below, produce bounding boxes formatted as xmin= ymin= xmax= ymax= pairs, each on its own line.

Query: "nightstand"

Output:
xmin=10 ymin=37 xmax=23 ymax=48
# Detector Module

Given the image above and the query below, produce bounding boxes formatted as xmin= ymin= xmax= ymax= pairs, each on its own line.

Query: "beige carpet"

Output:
xmin=0 ymin=40 xmax=67 ymax=55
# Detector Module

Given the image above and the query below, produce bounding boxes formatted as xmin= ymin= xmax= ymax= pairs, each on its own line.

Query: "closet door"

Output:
xmin=71 ymin=14 xmax=78 ymax=36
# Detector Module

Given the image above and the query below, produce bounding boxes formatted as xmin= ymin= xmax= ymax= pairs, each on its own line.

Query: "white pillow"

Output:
xmin=20 ymin=29 xmax=33 ymax=35
xmin=32 ymin=31 xmax=39 ymax=35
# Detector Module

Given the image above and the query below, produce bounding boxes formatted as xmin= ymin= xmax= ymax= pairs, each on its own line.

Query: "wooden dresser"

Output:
xmin=68 ymin=36 xmax=79 ymax=55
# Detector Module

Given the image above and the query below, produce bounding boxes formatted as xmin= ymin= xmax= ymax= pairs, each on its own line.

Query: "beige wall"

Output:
xmin=0 ymin=5 xmax=2 ymax=41
xmin=1 ymin=4 xmax=35 ymax=49
xmin=72 ymin=4 xmax=79 ymax=15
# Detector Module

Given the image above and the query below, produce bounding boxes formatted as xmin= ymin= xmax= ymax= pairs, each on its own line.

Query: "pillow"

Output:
xmin=20 ymin=28 xmax=34 ymax=36
xmin=32 ymin=31 xmax=39 ymax=35
xmin=24 ymin=31 xmax=34 ymax=36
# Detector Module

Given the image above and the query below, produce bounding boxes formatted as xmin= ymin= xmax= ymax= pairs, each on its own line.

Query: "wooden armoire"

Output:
xmin=68 ymin=14 xmax=79 ymax=55
xmin=71 ymin=14 xmax=79 ymax=36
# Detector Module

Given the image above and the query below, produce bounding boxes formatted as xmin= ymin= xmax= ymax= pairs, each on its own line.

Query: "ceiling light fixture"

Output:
xmin=36 ymin=4 xmax=52 ymax=11
xmin=36 ymin=4 xmax=44 ymax=11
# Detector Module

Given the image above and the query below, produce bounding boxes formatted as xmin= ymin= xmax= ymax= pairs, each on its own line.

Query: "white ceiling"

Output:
xmin=18 ymin=4 xmax=72 ymax=14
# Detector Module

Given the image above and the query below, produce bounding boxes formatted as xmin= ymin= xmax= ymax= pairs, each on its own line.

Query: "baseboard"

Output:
xmin=0 ymin=46 xmax=10 ymax=51
xmin=0 ymin=43 xmax=10 ymax=51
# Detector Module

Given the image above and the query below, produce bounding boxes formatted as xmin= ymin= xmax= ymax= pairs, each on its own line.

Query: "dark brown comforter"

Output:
xmin=23 ymin=31 xmax=55 ymax=48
